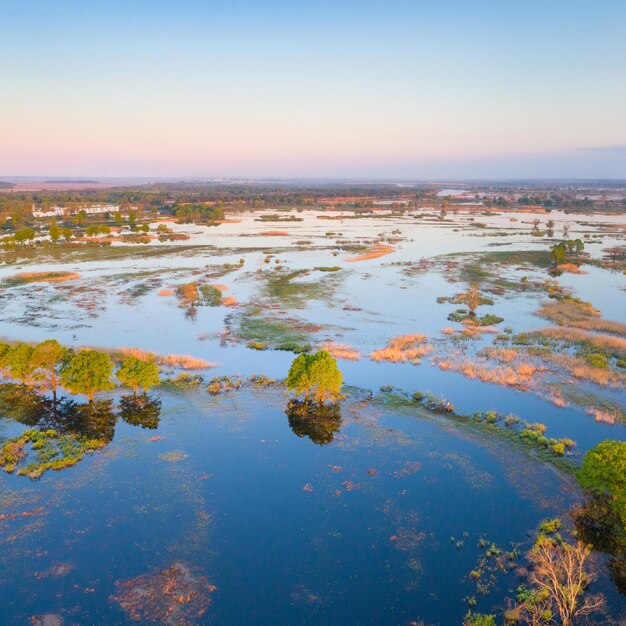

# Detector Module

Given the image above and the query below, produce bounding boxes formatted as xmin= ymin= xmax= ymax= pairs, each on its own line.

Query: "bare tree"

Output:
xmin=458 ymin=282 xmax=482 ymax=318
xmin=528 ymin=539 xmax=604 ymax=625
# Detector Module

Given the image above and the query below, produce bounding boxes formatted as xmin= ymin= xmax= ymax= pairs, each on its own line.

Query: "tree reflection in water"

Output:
xmin=0 ymin=384 xmax=162 ymax=477
xmin=574 ymin=495 xmax=626 ymax=597
xmin=286 ymin=399 xmax=342 ymax=445
xmin=119 ymin=394 xmax=162 ymax=430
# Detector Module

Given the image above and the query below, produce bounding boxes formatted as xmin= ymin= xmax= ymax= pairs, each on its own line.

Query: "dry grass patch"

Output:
xmin=370 ymin=334 xmax=432 ymax=364
xmin=320 ymin=343 xmax=362 ymax=360
xmin=158 ymin=289 xmax=174 ymax=296
xmin=259 ymin=230 xmax=289 ymax=236
xmin=222 ymin=296 xmax=238 ymax=307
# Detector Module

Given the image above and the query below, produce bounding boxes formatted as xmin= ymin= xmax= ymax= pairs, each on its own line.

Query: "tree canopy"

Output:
xmin=579 ymin=441 xmax=626 ymax=522
xmin=31 ymin=339 xmax=68 ymax=399
xmin=286 ymin=351 xmax=342 ymax=404
xmin=61 ymin=349 xmax=115 ymax=402
xmin=117 ymin=356 xmax=160 ymax=395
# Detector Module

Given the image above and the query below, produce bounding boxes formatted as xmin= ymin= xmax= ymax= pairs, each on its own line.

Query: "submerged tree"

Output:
xmin=286 ymin=351 xmax=342 ymax=404
xmin=61 ymin=349 xmax=115 ymax=403
xmin=117 ymin=356 xmax=160 ymax=395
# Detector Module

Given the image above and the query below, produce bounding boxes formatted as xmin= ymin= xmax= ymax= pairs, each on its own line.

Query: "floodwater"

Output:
xmin=0 ymin=208 xmax=625 ymax=623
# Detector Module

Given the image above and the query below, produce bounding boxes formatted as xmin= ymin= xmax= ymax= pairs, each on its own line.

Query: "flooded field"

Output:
xmin=1 ymin=207 xmax=625 ymax=623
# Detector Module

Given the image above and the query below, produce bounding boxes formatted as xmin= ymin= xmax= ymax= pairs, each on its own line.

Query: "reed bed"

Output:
xmin=532 ymin=327 xmax=626 ymax=355
xmin=538 ymin=300 xmax=626 ymax=336
xmin=370 ymin=334 xmax=432 ymax=364
xmin=119 ymin=347 xmax=217 ymax=370
xmin=320 ymin=343 xmax=362 ymax=360
xmin=541 ymin=353 xmax=626 ymax=388
xmin=157 ymin=354 xmax=218 ymax=370
xmin=436 ymin=358 xmax=537 ymax=390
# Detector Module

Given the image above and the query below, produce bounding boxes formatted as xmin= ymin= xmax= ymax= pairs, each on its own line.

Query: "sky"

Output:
xmin=1 ymin=0 xmax=626 ymax=179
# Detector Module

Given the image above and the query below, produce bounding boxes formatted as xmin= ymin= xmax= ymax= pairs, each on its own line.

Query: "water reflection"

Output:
xmin=119 ymin=394 xmax=162 ymax=430
xmin=0 ymin=383 xmax=162 ymax=460
xmin=574 ymin=496 xmax=626 ymax=596
xmin=286 ymin=399 xmax=342 ymax=445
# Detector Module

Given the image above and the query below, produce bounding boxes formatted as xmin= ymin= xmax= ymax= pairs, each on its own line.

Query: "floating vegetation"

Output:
xmin=207 ymin=375 xmax=243 ymax=395
xmin=232 ymin=309 xmax=316 ymax=353
xmin=158 ymin=449 xmax=189 ymax=463
xmin=111 ymin=562 xmax=216 ymax=625
xmin=0 ymin=428 xmax=105 ymax=479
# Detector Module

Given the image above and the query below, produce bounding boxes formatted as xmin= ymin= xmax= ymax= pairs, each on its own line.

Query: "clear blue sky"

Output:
xmin=2 ymin=0 xmax=626 ymax=178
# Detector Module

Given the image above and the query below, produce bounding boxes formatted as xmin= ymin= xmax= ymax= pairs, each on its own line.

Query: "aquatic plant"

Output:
xmin=158 ymin=373 xmax=204 ymax=390
xmin=0 ymin=428 xmax=106 ymax=479
xmin=157 ymin=354 xmax=217 ymax=370
xmin=111 ymin=562 xmax=216 ymax=625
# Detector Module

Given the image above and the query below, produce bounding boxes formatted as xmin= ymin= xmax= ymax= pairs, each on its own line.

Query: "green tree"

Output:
xmin=61 ymin=349 xmax=115 ymax=403
xmin=0 ymin=341 xmax=11 ymax=375
xmin=49 ymin=220 xmax=62 ymax=242
xmin=579 ymin=441 xmax=626 ymax=522
xmin=550 ymin=243 xmax=567 ymax=268
xmin=62 ymin=227 xmax=72 ymax=241
xmin=14 ymin=227 xmax=36 ymax=244
xmin=3 ymin=343 xmax=35 ymax=385
xmin=117 ymin=356 xmax=160 ymax=395
xmin=31 ymin=339 xmax=68 ymax=401
xmin=286 ymin=351 xmax=342 ymax=403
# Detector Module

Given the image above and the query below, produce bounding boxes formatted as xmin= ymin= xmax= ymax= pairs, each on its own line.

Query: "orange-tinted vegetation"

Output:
xmin=8 ymin=271 xmax=80 ymax=284
xmin=320 ymin=343 xmax=362 ymax=360
xmin=370 ymin=334 xmax=433 ymax=364
xmin=346 ymin=244 xmax=396 ymax=262
xmin=538 ymin=300 xmax=626 ymax=336
xmin=157 ymin=354 xmax=218 ymax=370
